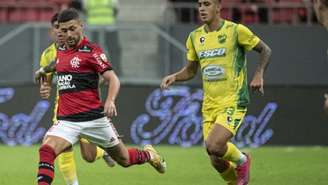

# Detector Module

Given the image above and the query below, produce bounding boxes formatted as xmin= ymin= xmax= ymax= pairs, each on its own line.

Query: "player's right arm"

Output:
xmin=161 ymin=32 xmax=199 ymax=89
xmin=37 ymin=49 xmax=54 ymax=99
xmin=160 ymin=60 xmax=199 ymax=89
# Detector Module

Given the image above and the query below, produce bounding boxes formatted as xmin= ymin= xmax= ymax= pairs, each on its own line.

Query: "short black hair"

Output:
xmin=50 ymin=13 xmax=59 ymax=25
xmin=58 ymin=8 xmax=80 ymax=23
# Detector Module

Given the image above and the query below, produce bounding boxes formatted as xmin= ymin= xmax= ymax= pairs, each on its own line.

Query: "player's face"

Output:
xmin=49 ymin=21 xmax=65 ymax=45
xmin=198 ymin=0 xmax=220 ymax=23
xmin=49 ymin=22 xmax=58 ymax=41
xmin=59 ymin=19 xmax=83 ymax=48
xmin=50 ymin=21 xmax=66 ymax=46
xmin=56 ymin=28 xmax=66 ymax=46
xmin=51 ymin=21 xmax=66 ymax=46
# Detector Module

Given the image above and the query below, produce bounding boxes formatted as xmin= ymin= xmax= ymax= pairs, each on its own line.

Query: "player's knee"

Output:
xmin=206 ymin=142 xmax=226 ymax=157
xmin=118 ymin=161 xmax=130 ymax=167
xmin=209 ymin=156 xmax=228 ymax=173
xmin=81 ymin=154 xmax=96 ymax=163
xmin=113 ymin=156 xmax=130 ymax=167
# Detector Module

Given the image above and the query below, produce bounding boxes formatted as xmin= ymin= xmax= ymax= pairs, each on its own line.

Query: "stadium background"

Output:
xmin=0 ymin=0 xmax=328 ymax=185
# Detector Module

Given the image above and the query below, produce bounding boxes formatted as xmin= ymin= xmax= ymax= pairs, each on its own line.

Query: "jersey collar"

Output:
xmin=76 ymin=37 xmax=89 ymax=49
xmin=204 ymin=19 xmax=225 ymax=33
xmin=65 ymin=36 xmax=89 ymax=53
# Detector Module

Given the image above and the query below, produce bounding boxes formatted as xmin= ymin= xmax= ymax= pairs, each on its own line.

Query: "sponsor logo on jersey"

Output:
xmin=227 ymin=116 xmax=232 ymax=123
xmin=70 ymin=56 xmax=81 ymax=69
xmin=202 ymin=64 xmax=226 ymax=81
xmin=57 ymin=74 xmax=76 ymax=90
xmin=78 ymin=45 xmax=92 ymax=52
xmin=109 ymin=137 xmax=116 ymax=143
xmin=93 ymin=53 xmax=107 ymax=69
xmin=100 ymin=53 xmax=108 ymax=62
xmin=199 ymin=36 xmax=205 ymax=44
xmin=198 ymin=48 xmax=226 ymax=59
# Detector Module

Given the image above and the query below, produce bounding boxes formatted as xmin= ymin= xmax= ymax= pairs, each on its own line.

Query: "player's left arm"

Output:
xmin=91 ymin=46 xmax=120 ymax=118
xmin=237 ymin=24 xmax=272 ymax=95
xmin=250 ymin=40 xmax=272 ymax=95
xmin=102 ymin=70 xmax=120 ymax=118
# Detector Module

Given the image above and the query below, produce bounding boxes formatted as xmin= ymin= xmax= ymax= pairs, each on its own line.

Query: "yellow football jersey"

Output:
xmin=186 ymin=20 xmax=260 ymax=111
xmin=39 ymin=43 xmax=58 ymax=122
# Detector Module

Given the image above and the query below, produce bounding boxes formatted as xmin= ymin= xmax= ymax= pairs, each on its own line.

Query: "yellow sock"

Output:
xmin=80 ymin=138 xmax=105 ymax=160
xmin=57 ymin=150 xmax=79 ymax=185
xmin=220 ymin=161 xmax=237 ymax=183
xmin=222 ymin=142 xmax=246 ymax=165
xmin=95 ymin=146 xmax=105 ymax=160
xmin=80 ymin=138 xmax=89 ymax=144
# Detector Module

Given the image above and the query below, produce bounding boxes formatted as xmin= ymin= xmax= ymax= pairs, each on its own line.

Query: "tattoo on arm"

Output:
xmin=253 ymin=40 xmax=272 ymax=74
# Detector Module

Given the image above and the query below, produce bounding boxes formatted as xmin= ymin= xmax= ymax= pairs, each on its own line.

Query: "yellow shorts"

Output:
xmin=203 ymin=105 xmax=247 ymax=140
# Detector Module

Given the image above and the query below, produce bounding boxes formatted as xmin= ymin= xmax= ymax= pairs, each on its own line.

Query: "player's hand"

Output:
xmin=160 ymin=75 xmax=176 ymax=89
xmin=104 ymin=100 xmax=117 ymax=118
xmin=34 ymin=67 xmax=46 ymax=84
xmin=323 ymin=94 xmax=328 ymax=114
xmin=40 ymin=78 xmax=51 ymax=99
xmin=250 ymin=72 xmax=264 ymax=95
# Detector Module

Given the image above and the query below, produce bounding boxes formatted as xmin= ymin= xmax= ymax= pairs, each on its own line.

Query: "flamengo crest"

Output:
xmin=70 ymin=56 xmax=81 ymax=68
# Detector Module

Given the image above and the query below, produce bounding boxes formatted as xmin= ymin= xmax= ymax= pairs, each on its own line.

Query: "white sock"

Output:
xmin=236 ymin=153 xmax=247 ymax=166
xmin=70 ymin=180 xmax=79 ymax=185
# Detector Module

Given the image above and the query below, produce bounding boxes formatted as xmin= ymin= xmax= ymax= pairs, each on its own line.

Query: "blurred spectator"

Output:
xmin=255 ymin=0 xmax=269 ymax=23
xmin=69 ymin=0 xmax=86 ymax=21
xmin=242 ymin=0 xmax=268 ymax=24
xmin=296 ymin=0 xmax=308 ymax=23
xmin=232 ymin=7 xmax=242 ymax=23
xmin=169 ymin=0 xmax=198 ymax=23
xmin=82 ymin=0 xmax=122 ymax=76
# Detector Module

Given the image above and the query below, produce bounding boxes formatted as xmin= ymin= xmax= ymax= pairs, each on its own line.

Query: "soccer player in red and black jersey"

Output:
xmin=36 ymin=9 xmax=166 ymax=185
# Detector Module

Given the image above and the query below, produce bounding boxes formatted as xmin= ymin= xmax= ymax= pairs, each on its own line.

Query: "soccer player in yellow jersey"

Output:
xmin=313 ymin=0 xmax=328 ymax=112
xmin=161 ymin=0 xmax=272 ymax=184
xmin=39 ymin=13 xmax=115 ymax=185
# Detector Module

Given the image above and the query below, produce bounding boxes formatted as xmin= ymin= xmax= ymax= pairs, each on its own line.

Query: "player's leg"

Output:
xmin=203 ymin=122 xmax=237 ymax=184
xmin=38 ymin=120 xmax=81 ymax=185
xmin=81 ymin=117 xmax=166 ymax=173
xmin=37 ymin=135 xmax=72 ymax=185
xmin=57 ymin=147 xmax=79 ymax=185
xmin=104 ymin=140 xmax=166 ymax=173
xmin=209 ymin=155 xmax=237 ymax=185
xmin=79 ymin=138 xmax=115 ymax=167
xmin=203 ymin=113 xmax=237 ymax=184
xmin=206 ymin=107 xmax=250 ymax=185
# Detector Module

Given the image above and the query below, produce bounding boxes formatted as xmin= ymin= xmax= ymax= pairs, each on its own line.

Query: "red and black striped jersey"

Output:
xmin=55 ymin=37 xmax=112 ymax=122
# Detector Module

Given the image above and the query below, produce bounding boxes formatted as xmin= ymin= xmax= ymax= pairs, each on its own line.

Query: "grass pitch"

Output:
xmin=0 ymin=145 xmax=327 ymax=185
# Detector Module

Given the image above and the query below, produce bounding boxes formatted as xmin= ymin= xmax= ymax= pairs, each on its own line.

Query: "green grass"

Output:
xmin=0 ymin=145 xmax=327 ymax=185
